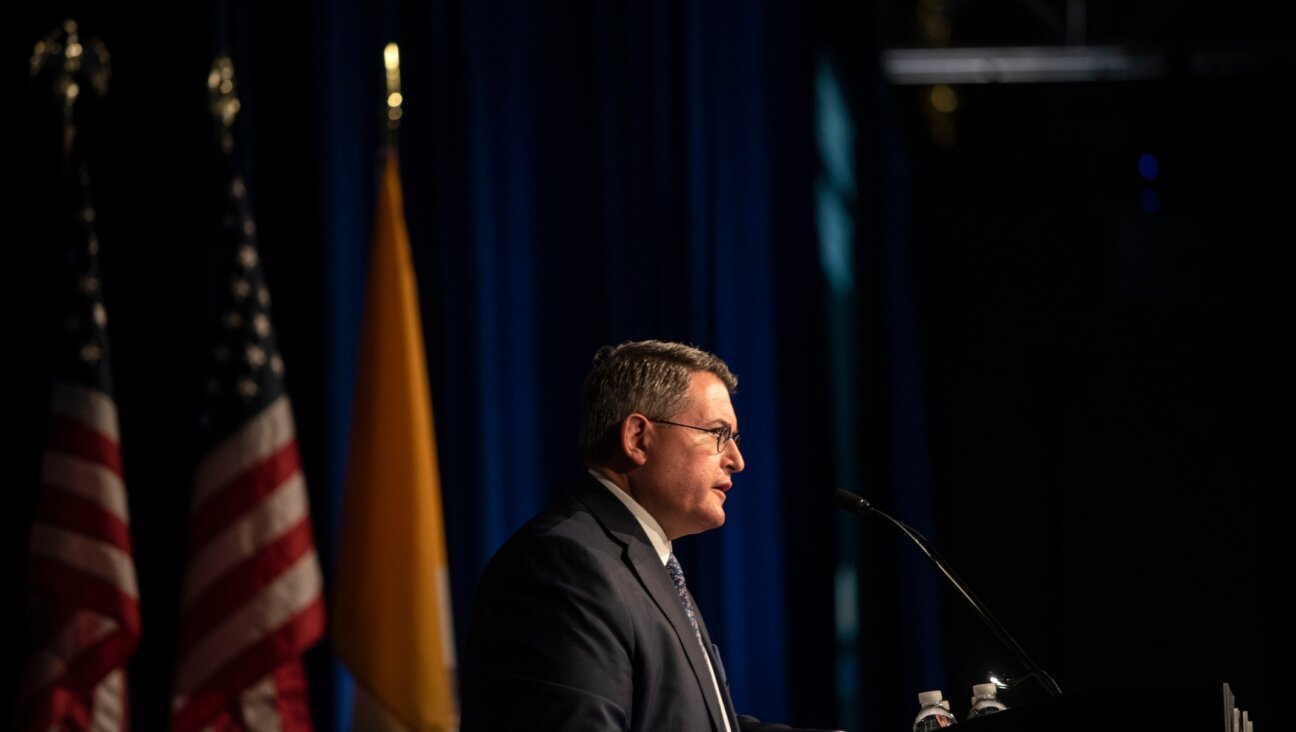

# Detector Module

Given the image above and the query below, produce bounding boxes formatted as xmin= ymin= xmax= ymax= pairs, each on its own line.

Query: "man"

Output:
xmin=461 ymin=340 xmax=830 ymax=731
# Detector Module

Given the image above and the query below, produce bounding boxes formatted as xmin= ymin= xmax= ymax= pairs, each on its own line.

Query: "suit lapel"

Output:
xmin=572 ymin=476 xmax=732 ymax=732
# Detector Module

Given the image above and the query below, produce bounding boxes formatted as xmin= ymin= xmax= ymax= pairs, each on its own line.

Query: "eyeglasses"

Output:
xmin=650 ymin=419 xmax=740 ymax=454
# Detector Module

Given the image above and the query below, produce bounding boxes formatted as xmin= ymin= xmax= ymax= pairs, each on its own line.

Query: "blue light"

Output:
xmin=814 ymin=58 xmax=856 ymax=296
xmin=1139 ymin=187 xmax=1160 ymax=214
xmin=1138 ymin=153 xmax=1159 ymax=181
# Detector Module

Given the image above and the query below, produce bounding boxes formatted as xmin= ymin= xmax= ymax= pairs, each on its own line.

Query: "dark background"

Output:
xmin=2 ymin=2 xmax=1286 ymax=731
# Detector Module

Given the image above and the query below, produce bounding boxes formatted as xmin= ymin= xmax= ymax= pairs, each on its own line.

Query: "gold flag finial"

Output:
xmin=31 ymin=19 xmax=111 ymax=158
xmin=31 ymin=19 xmax=112 ymax=98
xmin=383 ymin=43 xmax=403 ymax=129
xmin=207 ymin=54 xmax=241 ymax=153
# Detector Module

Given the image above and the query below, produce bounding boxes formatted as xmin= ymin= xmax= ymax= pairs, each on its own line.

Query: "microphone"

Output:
xmin=834 ymin=488 xmax=1062 ymax=697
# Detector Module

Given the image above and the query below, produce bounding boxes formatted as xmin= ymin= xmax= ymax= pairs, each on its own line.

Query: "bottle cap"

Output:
xmin=972 ymin=682 xmax=998 ymax=698
xmin=918 ymin=690 xmax=944 ymax=705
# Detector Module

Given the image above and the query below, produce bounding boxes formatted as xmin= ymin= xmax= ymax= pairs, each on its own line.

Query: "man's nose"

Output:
xmin=725 ymin=441 xmax=745 ymax=473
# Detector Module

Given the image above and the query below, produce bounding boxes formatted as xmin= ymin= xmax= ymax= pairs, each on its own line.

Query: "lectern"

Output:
xmin=956 ymin=683 xmax=1240 ymax=732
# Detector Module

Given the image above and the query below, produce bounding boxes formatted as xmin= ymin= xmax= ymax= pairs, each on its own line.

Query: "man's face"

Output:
xmin=635 ymin=371 xmax=745 ymax=540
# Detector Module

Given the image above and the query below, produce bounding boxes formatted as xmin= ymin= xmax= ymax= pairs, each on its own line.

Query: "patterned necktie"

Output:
xmin=665 ymin=553 xmax=708 ymax=654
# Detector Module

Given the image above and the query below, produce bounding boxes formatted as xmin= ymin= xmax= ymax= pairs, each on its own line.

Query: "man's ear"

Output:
xmin=620 ymin=414 xmax=651 ymax=467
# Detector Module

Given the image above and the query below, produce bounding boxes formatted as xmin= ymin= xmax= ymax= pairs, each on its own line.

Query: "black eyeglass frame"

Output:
xmin=650 ymin=419 xmax=740 ymax=454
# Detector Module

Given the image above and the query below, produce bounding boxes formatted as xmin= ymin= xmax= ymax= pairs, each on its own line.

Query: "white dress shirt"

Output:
xmin=590 ymin=470 xmax=734 ymax=732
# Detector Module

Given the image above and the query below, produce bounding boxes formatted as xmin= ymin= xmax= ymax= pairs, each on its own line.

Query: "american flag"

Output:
xmin=18 ymin=152 xmax=142 ymax=728
xmin=170 ymin=58 xmax=324 ymax=731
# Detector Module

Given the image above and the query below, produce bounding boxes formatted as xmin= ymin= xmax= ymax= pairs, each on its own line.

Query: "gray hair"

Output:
xmin=579 ymin=340 xmax=737 ymax=461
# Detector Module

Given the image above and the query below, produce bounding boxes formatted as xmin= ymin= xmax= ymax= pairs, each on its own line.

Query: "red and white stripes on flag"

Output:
xmin=20 ymin=380 xmax=142 ymax=732
xmin=170 ymin=395 xmax=324 ymax=732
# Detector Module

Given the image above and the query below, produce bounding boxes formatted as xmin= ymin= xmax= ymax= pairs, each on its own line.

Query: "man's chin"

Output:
xmin=679 ymin=507 xmax=726 ymax=537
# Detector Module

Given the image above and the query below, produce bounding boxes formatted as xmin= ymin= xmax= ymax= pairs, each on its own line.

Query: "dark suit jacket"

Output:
xmin=461 ymin=473 xmax=748 ymax=731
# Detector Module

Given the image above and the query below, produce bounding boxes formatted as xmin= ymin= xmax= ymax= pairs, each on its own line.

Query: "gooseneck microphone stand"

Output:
xmin=834 ymin=488 xmax=1062 ymax=698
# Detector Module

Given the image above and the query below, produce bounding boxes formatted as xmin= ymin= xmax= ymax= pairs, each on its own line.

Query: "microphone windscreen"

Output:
xmin=833 ymin=489 xmax=870 ymax=514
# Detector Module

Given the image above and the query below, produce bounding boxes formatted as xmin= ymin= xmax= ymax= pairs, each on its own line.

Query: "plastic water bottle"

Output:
xmin=913 ymin=689 xmax=958 ymax=731
xmin=967 ymin=682 xmax=1008 ymax=718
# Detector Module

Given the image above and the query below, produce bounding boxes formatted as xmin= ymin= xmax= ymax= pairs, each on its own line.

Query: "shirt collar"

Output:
xmin=588 ymin=468 xmax=672 ymax=565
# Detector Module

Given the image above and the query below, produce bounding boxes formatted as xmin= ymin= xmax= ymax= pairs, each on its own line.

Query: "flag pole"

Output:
xmin=331 ymin=41 xmax=460 ymax=731
xmin=170 ymin=51 xmax=325 ymax=732
xmin=20 ymin=19 xmax=141 ymax=732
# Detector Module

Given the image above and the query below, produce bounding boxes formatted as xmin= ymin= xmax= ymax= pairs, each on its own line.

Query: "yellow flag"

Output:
xmin=333 ymin=148 xmax=457 ymax=731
